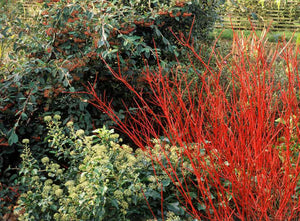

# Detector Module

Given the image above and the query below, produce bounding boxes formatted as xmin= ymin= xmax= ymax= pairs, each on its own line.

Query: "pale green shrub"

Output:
xmin=15 ymin=116 xmax=193 ymax=220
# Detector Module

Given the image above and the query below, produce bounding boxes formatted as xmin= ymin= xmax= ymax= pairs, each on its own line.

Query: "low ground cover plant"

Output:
xmin=85 ymin=26 xmax=300 ymax=219
xmin=15 ymin=115 xmax=195 ymax=220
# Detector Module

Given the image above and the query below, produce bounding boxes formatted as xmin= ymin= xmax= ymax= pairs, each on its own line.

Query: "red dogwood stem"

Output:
xmin=84 ymin=26 xmax=300 ymax=219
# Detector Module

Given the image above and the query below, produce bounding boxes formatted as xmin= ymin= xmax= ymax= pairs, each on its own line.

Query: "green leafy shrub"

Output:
xmin=0 ymin=2 xmax=44 ymax=217
xmin=0 ymin=0 xmax=223 ymax=144
xmin=0 ymin=0 xmax=223 ymax=212
xmin=15 ymin=116 xmax=194 ymax=220
xmin=0 ymin=0 xmax=224 ymax=145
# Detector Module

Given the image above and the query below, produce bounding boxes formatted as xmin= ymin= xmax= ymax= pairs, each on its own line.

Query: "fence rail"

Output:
xmin=216 ymin=1 xmax=300 ymax=31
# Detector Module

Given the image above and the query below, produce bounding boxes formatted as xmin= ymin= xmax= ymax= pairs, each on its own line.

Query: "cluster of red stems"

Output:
xmin=85 ymin=25 xmax=300 ymax=220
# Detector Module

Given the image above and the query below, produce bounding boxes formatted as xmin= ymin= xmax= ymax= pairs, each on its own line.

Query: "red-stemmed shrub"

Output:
xmin=84 ymin=26 xmax=300 ymax=220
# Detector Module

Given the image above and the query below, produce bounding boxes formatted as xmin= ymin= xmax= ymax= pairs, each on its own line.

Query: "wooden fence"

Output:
xmin=19 ymin=0 xmax=41 ymax=21
xmin=216 ymin=1 xmax=300 ymax=31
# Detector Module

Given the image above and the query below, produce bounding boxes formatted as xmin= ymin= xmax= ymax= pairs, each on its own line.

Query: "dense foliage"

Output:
xmin=1 ymin=0 xmax=299 ymax=220
xmin=16 ymin=116 xmax=194 ymax=220
xmin=0 ymin=0 xmax=224 ymax=216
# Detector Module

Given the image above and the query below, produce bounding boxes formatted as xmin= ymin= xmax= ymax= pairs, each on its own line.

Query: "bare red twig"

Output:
xmin=83 ymin=25 xmax=300 ymax=220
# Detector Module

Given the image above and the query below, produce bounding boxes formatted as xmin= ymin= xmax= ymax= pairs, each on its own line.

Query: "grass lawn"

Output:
xmin=211 ymin=28 xmax=299 ymax=43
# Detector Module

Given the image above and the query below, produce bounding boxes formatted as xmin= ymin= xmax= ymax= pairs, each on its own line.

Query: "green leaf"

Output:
xmin=189 ymin=191 xmax=197 ymax=199
xmin=275 ymin=118 xmax=286 ymax=124
xmin=79 ymin=102 xmax=86 ymax=111
xmin=50 ymin=204 xmax=58 ymax=210
xmin=197 ymin=203 xmax=206 ymax=211
xmin=97 ymin=40 xmax=105 ymax=48
xmin=146 ymin=189 xmax=160 ymax=199
xmin=155 ymin=28 xmax=162 ymax=37
xmin=63 ymin=79 xmax=69 ymax=87
xmin=162 ymin=179 xmax=170 ymax=187
xmin=9 ymin=174 xmax=17 ymax=182
xmin=21 ymin=112 xmax=28 ymax=120
xmin=101 ymin=186 xmax=108 ymax=195
xmin=30 ymin=95 xmax=36 ymax=103
xmin=162 ymin=37 xmax=168 ymax=45
xmin=111 ymin=199 xmax=119 ymax=209
xmin=167 ymin=202 xmax=182 ymax=213
xmin=145 ymin=50 xmax=150 ymax=59
xmin=8 ymin=131 xmax=18 ymax=145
